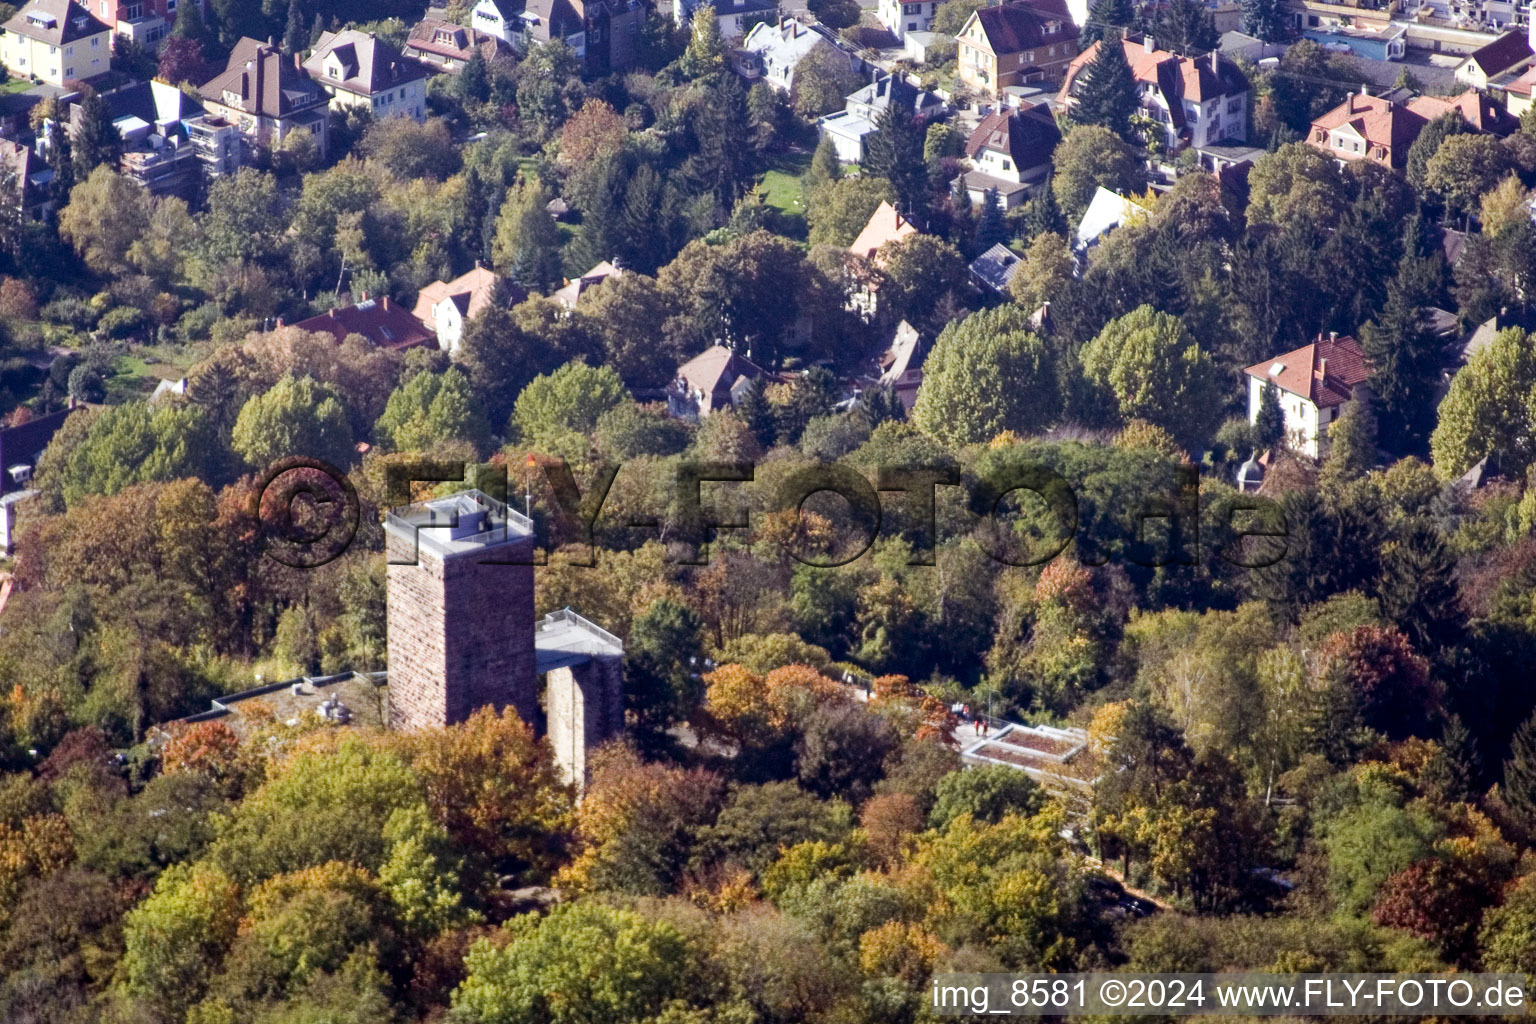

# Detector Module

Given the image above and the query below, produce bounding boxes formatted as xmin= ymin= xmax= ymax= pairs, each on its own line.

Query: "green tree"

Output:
xmin=933 ymin=0 xmax=988 ymax=34
xmin=1425 ymin=134 xmax=1512 ymax=225
xmin=804 ymin=133 xmax=843 ymax=196
xmin=454 ymin=902 xmax=700 ymax=1024
xmin=808 ymin=175 xmax=895 ymax=247
xmin=1052 ymin=124 xmax=1143 ymax=221
xmin=117 ymin=862 xmax=242 ymax=1019
xmin=912 ymin=304 xmax=1059 ymax=445
xmin=1081 ymin=0 xmax=1134 ymax=43
xmin=1245 ymin=141 xmax=1348 ymax=232
xmin=1359 ymin=279 xmax=1442 ymax=456
xmin=1254 ymin=380 xmax=1285 ymax=450
xmin=71 ymin=88 xmax=123 ymax=180
xmin=375 ymin=367 xmax=491 ymax=453
xmin=1080 ymin=304 xmax=1224 ymax=445
xmin=1405 ymin=112 xmax=1471 ymax=192
xmin=877 ymin=233 xmax=970 ymax=337
xmin=680 ymin=3 xmax=726 ymax=77
xmin=1240 ymin=0 xmax=1286 ymax=41
xmin=58 ymin=166 xmax=151 ymax=274
xmin=864 ymin=103 xmax=927 ymax=214
xmin=625 ymin=599 xmax=705 ymax=749
xmin=1155 ymin=0 xmax=1218 ymax=54
xmin=790 ymin=44 xmax=860 ymax=117
xmin=1072 ymin=32 xmax=1139 ymax=140
xmin=282 ymin=0 xmax=306 ymax=54
xmin=201 ymin=167 xmax=285 ymax=270
xmin=492 ymin=178 xmax=564 ymax=294
xmin=1505 ymin=713 xmax=1536 ymax=831
xmin=231 ymin=375 xmax=355 ymax=469
xmin=974 ymin=188 xmax=1008 ymax=252
xmin=1430 ymin=326 xmax=1536 ymax=480
xmin=1008 ymin=229 xmax=1073 ymax=308
xmin=1480 ymin=872 xmax=1536 ymax=972
xmin=929 ymin=764 xmax=1044 ymax=828
xmin=512 ymin=361 xmax=629 ymax=449
xmin=58 ymin=402 xmax=218 ymax=507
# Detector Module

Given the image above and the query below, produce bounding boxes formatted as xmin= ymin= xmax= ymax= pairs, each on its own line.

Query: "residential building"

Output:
xmin=287 ymin=296 xmax=436 ymax=351
xmin=72 ymin=79 xmax=205 ymax=197
xmin=668 ymin=344 xmax=767 ymax=418
xmin=969 ymin=242 xmax=1023 ymax=295
xmin=1406 ymin=87 xmax=1520 ymax=133
xmin=1244 ymin=332 xmax=1371 ymax=459
xmin=516 ymin=0 xmax=644 ymax=75
xmin=90 ymin=0 xmax=175 ymax=53
xmin=413 ymin=266 xmax=516 ymax=354
xmin=0 ymin=138 xmax=56 ymax=219
xmin=553 ymin=259 xmax=622 ymax=309
xmin=469 ymin=0 xmax=520 ymax=44
xmin=1 ymin=0 xmax=111 ymax=87
xmin=675 ymin=0 xmax=780 ymax=43
xmin=961 ymin=102 xmax=1061 ymax=208
xmin=405 ymin=8 xmax=512 ymax=72
xmin=1306 ymin=89 xmax=1427 ymax=168
xmin=1301 ymin=21 xmax=1405 ymax=61
xmin=1217 ymin=28 xmax=1286 ymax=62
xmin=740 ymin=17 xmax=856 ymax=92
xmin=818 ymin=73 xmax=944 ymax=163
xmin=304 ymin=30 xmax=430 ymax=122
xmin=198 ymin=38 xmax=330 ymax=158
xmin=956 ymin=0 xmax=1079 ymax=100
xmin=878 ymin=0 xmax=938 ymax=42
xmin=1504 ymin=64 xmax=1536 ymax=117
xmin=849 ymin=200 xmax=918 ymax=262
xmin=1075 ymin=185 xmax=1147 ymax=248
xmin=876 ymin=319 xmax=925 ymax=412
xmin=0 ymin=406 xmax=74 ymax=493
xmin=184 ymin=112 xmax=241 ymax=177
xmin=1454 ymin=27 xmax=1534 ymax=89
xmin=1059 ymin=35 xmax=1250 ymax=151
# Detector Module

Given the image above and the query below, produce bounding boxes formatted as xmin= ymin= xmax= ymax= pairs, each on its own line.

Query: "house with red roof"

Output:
xmin=288 ymin=296 xmax=435 ymax=352
xmin=1058 ymin=34 xmax=1248 ymax=152
xmin=956 ymin=0 xmax=1078 ymax=99
xmin=1306 ymin=89 xmax=1427 ymax=169
xmin=1406 ymin=88 xmax=1520 ymax=136
xmin=1245 ymin=332 xmax=1371 ymax=459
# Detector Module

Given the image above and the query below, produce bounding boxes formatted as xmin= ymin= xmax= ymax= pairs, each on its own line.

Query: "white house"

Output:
xmin=961 ymin=102 xmax=1060 ymax=208
xmin=1244 ymin=333 xmax=1371 ymax=459
xmin=1075 ymin=186 xmax=1147 ymax=248
xmin=740 ymin=17 xmax=855 ymax=92
xmin=818 ymin=73 xmax=943 ymax=162
xmin=412 ymin=266 xmax=507 ymax=355
xmin=1454 ymin=26 xmax=1534 ymax=90
xmin=1059 ymin=35 xmax=1249 ymax=152
xmin=878 ymin=0 xmax=938 ymax=42
xmin=675 ymin=0 xmax=779 ymax=42
xmin=470 ymin=0 xmax=520 ymax=44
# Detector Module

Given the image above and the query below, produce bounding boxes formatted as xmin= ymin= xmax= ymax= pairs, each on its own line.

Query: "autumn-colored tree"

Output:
xmin=160 ymin=720 xmax=252 ymax=797
xmin=858 ymin=919 xmax=948 ymax=984
xmin=1371 ymin=855 xmax=1493 ymax=963
xmin=861 ymin=792 xmax=924 ymax=865
xmin=1318 ymin=626 xmax=1439 ymax=740
xmin=558 ymin=98 xmax=628 ymax=166
xmin=396 ymin=707 xmax=572 ymax=880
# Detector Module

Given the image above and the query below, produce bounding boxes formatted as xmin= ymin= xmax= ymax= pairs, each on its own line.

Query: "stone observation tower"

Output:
xmin=383 ymin=489 xmax=623 ymax=786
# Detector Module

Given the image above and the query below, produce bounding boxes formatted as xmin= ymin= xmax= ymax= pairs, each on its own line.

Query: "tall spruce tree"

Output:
xmin=1082 ymin=0 xmax=1134 ymax=43
xmin=1072 ymin=31 xmax=1139 ymax=142
xmin=1255 ymin=380 xmax=1286 ymax=450
xmin=493 ymin=179 xmax=564 ymax=294
xmin=1425 ymin=715 xmax=1480 ymax=802
xmin=1240 ymin=0 xmax=1286 ymax=41
xmin=864 ymin=103 xmax=927 ymax=215
xmin=974 ymin=188 xmax=1007 ymax=253
xmin=71 ymin=90 xmax=123 ymax=180
xmin=804 ymin=134 xmax=843 ymax=197
xmin=283 ymin=0 xmax=307 ymax=55
xmin=1021 ymin=185 xmax=1066 ymax=239
xmin=1504 ymin=711 xmax=1536 ymax=829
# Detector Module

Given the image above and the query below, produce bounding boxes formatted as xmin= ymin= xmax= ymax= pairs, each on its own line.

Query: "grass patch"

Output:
xmin=0 ymin=78 xmax=34 ymax=96
xmin=760 ymin=149 xmax=815 ymax=240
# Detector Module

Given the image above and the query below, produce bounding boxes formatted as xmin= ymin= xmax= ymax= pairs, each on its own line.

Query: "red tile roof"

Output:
xmin=1309 ymin=91 xmax=1427 ymax=164
xmin=1059 ymin=36 xmax=1246 ymax=129
xmin=848 ymin=201 xmax=918 ymax=262
xmin=291 ymin=296 xmax=435 ymax=351
xmin=1406 ymin=89 xmax=1519 ymax=135
xmin=1244 ymin=334 xmax=1371 ymax=408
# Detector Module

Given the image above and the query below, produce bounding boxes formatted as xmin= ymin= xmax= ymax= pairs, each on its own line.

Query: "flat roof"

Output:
xmin=384 ymin=488 xmax=533 ymax=558
xmin=535 ymin=609 xmax=623 ymax=673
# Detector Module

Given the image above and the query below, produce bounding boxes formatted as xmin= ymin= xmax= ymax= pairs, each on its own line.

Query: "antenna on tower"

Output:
xmin=524 ymin=453 xmax=536 ymax=518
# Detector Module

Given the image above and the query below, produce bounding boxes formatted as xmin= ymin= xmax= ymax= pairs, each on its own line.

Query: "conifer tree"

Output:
xmin=1255 ymin=380 xmax=1286 ymax=451
xmin=974 ymin=188 xmax=1008 ymax=253
xmin=71 ymin=89 xmax=123 ymax=180
xmin=1425 ymin=715 xmax=1479 ymax=802
xmin=283 ymin=0 xmax=306 ymax=55
xmin=1021 ymin=186 xmax=1065 ymax=240
xmin=493 ymin=179 xmax=564 ymax=294
xmin=1081 ymin=0 xmax=1134 ymax=44
xmin=864 ymin=103 xmax=926 ymax=215
xmin=804 ymin=134 xmax=842 ymax=198
xmin=1504 ymin=712 xmax=1536 ymax=829
xmin=1071 ymin=30 xmax=1139 ymax=142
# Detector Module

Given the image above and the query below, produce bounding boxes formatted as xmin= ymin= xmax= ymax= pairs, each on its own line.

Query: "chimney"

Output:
xmin=1319 ymin=357 xmax=1328 ymax=377
xmin=276 ymin=316 xmax=285 ymax=328
xmin=1329 ymin=330 xmax=1338 ymax=341
xmin=329 ymin=308 xmax=338 ymax=319
xmin=1144 ymin=33 xmax=1155 ymax=53
xmin=294 ymin=52 xmax=302 ymax=69
xmin=1209 ymin=50 xmax=1219 ymax=72
xmin=67 ymin=394 xmax=76 ymax=409
xmin=382 ymin=295 xmax=390 ymax=310
xmin=1530 ymin=3 xmax=1535 ymax=51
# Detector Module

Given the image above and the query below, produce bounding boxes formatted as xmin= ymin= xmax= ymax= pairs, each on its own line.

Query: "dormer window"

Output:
xmin=328 ymin=65 xmax=339 ymax=78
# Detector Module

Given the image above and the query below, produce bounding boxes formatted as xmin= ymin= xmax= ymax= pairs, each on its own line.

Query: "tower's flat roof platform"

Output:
xmin=535 ymin=609 xmax=624 ymax=673
xmin=384 ymin=488 xmax=533 ymax=558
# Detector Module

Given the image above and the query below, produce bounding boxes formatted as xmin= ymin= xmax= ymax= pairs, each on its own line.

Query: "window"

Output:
xmin=91 ymin=35 xmax=99 ymax=47
xmin=1001 ymin=158 xmax=1011 ymax=169
xmin=328 ymin=65 xmax=339 ymax=78
xmin=1023 ymin=50 xmax=1033 ymax=61
xmin=1227 ymin=97 xmax=1240 ymax=113
xmin=65 ymin=45 xmax=72 ymax=56
xmin=907 ymin=21 xmax=916 ymax=28
xmin=65 ymin=66 xmax=73 ymax=77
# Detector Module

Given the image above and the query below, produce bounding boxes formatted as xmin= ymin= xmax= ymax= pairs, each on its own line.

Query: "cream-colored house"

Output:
xmin=303 ymin=29 xmax=430 ymax=121
xmin=1 ymin=0 xmax=110 ymax=87
xmin=1244 ymin=333 xmax=1371 ymax=459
